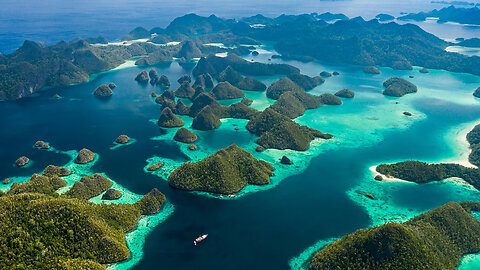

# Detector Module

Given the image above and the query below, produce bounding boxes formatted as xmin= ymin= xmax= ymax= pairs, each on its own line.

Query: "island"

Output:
xmin=93 ymin=84 xmax=113 ymax=97
xmin=266 ymin=77 xmax=304 ymax=100
xmin=335 ymin=89 xmax=355 ymax=98
xmin=382 ymin=77 xmax=417 ymax=97
xmin=363 ymin=66 xmax=381 ymax=74
xmin=65 ymin=173 xmax=112 ymax=200
xmin=211 ymin=81 xmax=245 ymax=100
xmin=0 ymin=166 xmax=167 ymax=269
xmin=34 ymin=140 xmax=50 ymax=149
xmin=174 ymin=127 xmax=198 ymax=143
xmin=115 ymin=134 xmax=131 ymax=144
xmin=269 ymin=91 xmax=323 ymax=119
xmin=376 ymin=160 xmax=480 ymax=190
xmin=174 ymin=81 xmax=195 ymax=98
xmin=473 ymin=87 xmax=480 ymax=98
xmin=75 ymin=148 xmax=95 ymax=164
xmin=466 ymin=124 xmax=480 ymax=165
xmin=158 ymin=107 xmax=184 ymax=128
xmin=458 ymin=38 xmax=480 ymax=48
xmin=398 ymin=5 xmax=480 ymax=25
xmin=309 ymin=202 xmax=480 ymax=269
xmin=5 ymin=13 xmax=480 ymax=101
xmin=375 ymin=13 xmax=395 ymax=21
xmin=246 ymin=108 xmax=333 ymax=151
xmin=102 ymin=188 xmax=122 ymax=200
xmin=168 ymin=144 xmax=274 ymax=195
xmin=15 ymin=156 xmax=30 ymax=167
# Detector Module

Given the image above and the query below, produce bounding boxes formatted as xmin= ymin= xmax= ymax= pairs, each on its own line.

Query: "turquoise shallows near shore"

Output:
xmin=110 ymin=138 xmax=137 ymax=150
xmin=145 ymin=63 xmax=426 ymax=200
xmin=283 ymin=61 xmax=480 ymax=268
xmin=1 ymin=146 xmax=173 ymax=269
xmin=459 ymin=212 xmax=480 ymax=269
xmin=107 ymin=202 xmax=175 ymax=270
xmin=288 ymin=238 xmax=340 ymax=270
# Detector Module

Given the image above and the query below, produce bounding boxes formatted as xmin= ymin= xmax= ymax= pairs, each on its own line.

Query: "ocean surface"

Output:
xmin=3 ymin=1 xmax=480 ymax=269
xmin=1 ymin=0 xmax=479 ymax=54
xmin=2 ymin=40 xmax=480 ymax=269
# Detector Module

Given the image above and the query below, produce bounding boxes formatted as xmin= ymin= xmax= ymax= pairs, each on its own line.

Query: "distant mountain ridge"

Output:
xmin=399 ymin=5 xmax=480 ymax=25
xmin=3 ymin=12 xmax=480 ymax=100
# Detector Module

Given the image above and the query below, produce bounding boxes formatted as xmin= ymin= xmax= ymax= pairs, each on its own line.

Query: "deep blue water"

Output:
xmin=2 ymin=52 xmax=480 ymax=268
xmin=2 ymin=1 xmax=480 ymax=268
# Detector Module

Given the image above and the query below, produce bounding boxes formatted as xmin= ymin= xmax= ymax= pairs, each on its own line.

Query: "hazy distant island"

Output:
xmin=398 ymin=5 xmax=480 ymax=25
xmin=2 ymin=11 xmax=480 ymax=100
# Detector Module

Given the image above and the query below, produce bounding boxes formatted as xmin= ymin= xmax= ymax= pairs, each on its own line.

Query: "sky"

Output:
xmin=0 ymin=0 xmax=471 ymax=53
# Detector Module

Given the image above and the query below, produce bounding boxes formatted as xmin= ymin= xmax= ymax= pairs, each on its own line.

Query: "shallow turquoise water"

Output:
xmin=2 ymin=44 xmax=480 ymax=269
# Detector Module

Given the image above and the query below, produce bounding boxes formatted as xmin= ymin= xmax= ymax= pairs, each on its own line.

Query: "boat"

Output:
xmin=194 ymin=234 xmax=208 ymax=246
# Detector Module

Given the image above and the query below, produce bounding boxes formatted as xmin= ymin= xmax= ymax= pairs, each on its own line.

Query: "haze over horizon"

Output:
xmin=0 ymin=0 xmax=461 ymax=54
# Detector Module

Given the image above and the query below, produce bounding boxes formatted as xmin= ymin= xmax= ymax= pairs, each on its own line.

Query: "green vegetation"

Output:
xmin=174 ymin=81 xmax=195 ymax=98
xmin=269 ymin=91 xmax=323 ymax=119
xmin=319 ymin=93 xmax=343 ymax=105
xmin=102 ymin=188 xmax=122 ymax=200
xmin=149 ymin=69 xmax=160 ymax=84
xmin=168 ymin=144 xmax=274 ymax=195
xmin=75 ymin=148 xmax=95 ymax=164
xmin=159 ymin=74 xmax=170 ymax=88
xmin=15 ymin=156 xmax=29 ymax=167
xmin=227 ymin=102 xmax=259 ymax=119
xmin=217 ymin=66 xmax=243 ymax=85
xmin=43 ymin=165 xmax=71 ymax=177
xmin=363 ymin=66 xmax=381 ymax=74
xmin=0 ymin=166 xmax=167 ymax=269
xmin=310 ymin=202 xmax=480 ymax=270
xmin=65 ymin=174 xmax=112 ymax=200
xmin=241 ymin=98 xmax=253 ymax=106
xmin=34 ymin=140 xmax=50 ymax=149
xmin=383 ymin=77 xmax=417 ymax=97
xmin=115 ymin=135 xmax=130 ymax=144
xmin=174 ymin=127 xmax=198 ymax=143
xmin=176 ymin=40 xmax=202 ymax=59
xmin=8 ymin=173 xmax=66 ymax=197
xmin=0 ymin=40 xmax=163 ymax=100
xmin=211 ymin=81 xmax=245 ymax=100
xmin=287 ymin=74 xmax=324 ymax=90
xmin=192 ymin=106 xmax=222 ymax=130
xmin=246 ymin=108 xmax=332 ymax=151
xmin=376 ymin=161 xmax=480 ymax=190
xmin=93 ymin=84 xmax=113 ymax=97
xmin=134 ymin=188 xmax=166 ymax=215
xmin=236 ymin=76 xmax=266 ymax=91
xmin=177 ymin=74 xmax=191 ymax=84
xmin=216 ymin=66 xmax=267 ymax=91
xmin=154 ymin=90 xmax=175 ymax=106
xmin=465 ymin=124 xmax=480 ymax=166
xmin=157 ymin=107 xmax=184 ymax=128
xmin=188 ymin=92 xmax=221 ymax=117
xmin=192 ymin=73 xmax=214 ymax=89
xmin=192 ymin=53 xmax=299 ymax=78
xmin=147 ymin=162 xmax=164 ymax=171
xmin=335 ymin=89 xmax=355 ymax=98
xmin=266 ymin=77 xmax=304 ymax=100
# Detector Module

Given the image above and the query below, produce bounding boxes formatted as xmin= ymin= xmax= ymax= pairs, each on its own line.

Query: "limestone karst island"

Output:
xmin=3 ymin=0 xmax=480 ymax=269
